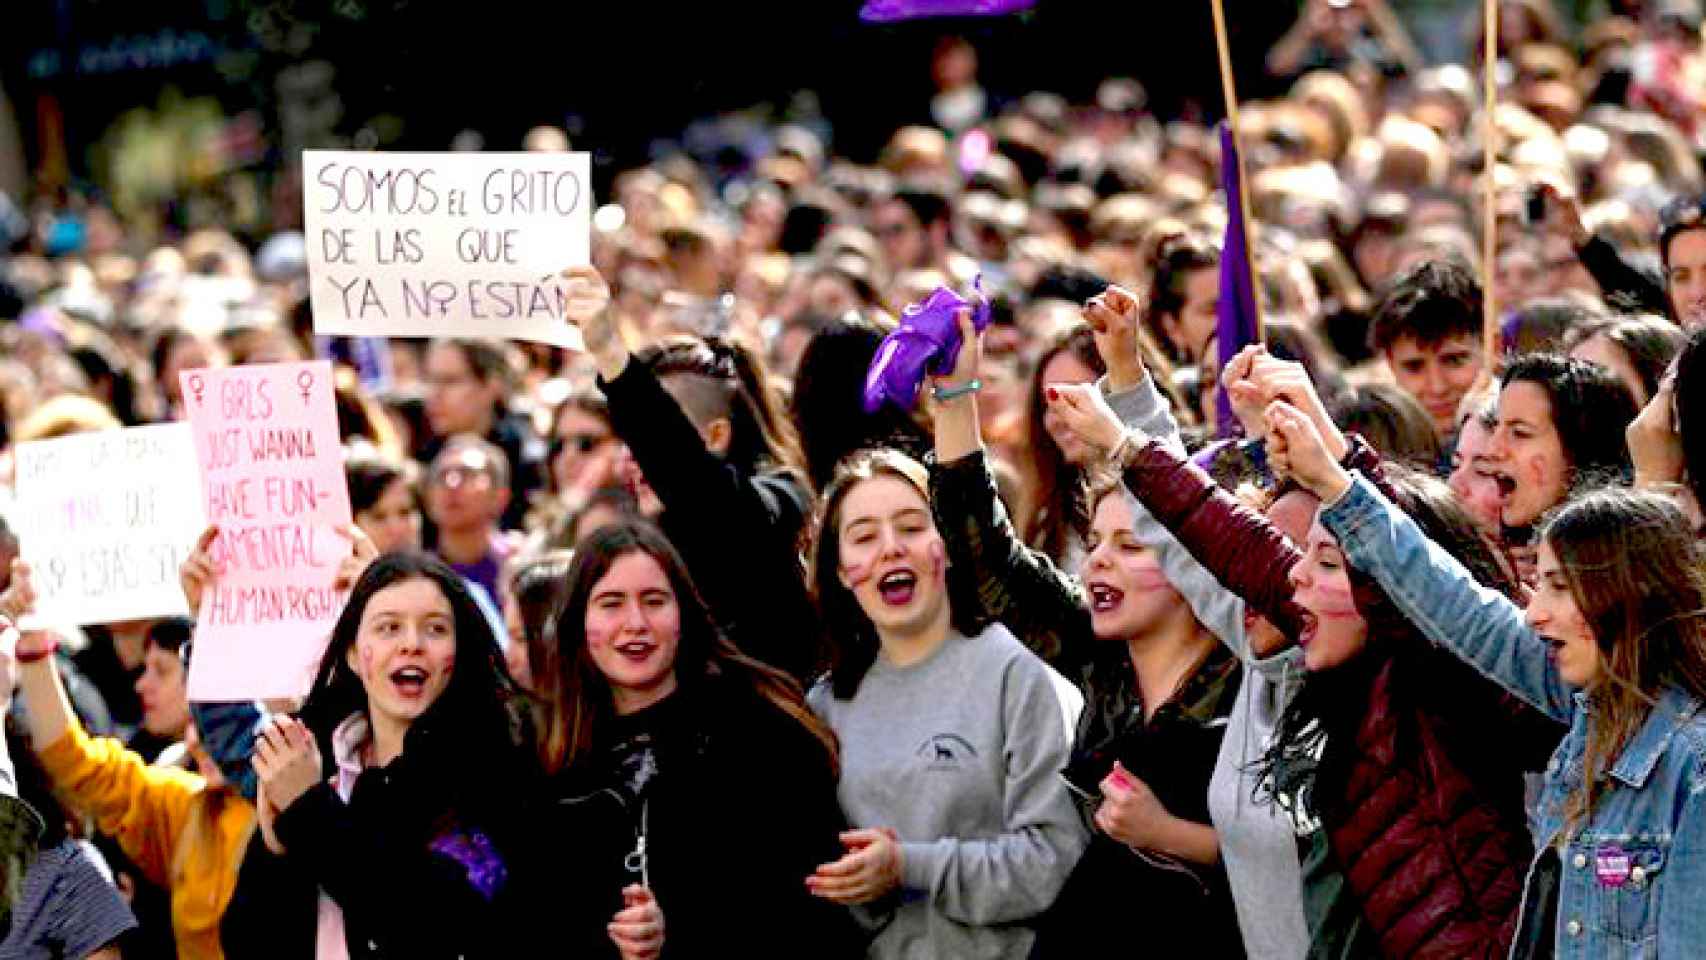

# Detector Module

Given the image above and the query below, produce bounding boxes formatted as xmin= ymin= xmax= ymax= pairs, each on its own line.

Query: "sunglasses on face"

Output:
xmin=551 ymin=433 xmax=611 ymax=459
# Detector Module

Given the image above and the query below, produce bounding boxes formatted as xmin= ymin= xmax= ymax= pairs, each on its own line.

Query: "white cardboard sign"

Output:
xmin=304 ymin=150 xmax=589 ymax=349
xmin=13 ymin=424 xmax=206 ymax=626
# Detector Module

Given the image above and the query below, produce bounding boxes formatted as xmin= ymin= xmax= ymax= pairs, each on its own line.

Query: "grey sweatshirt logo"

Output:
xmin=916 ymin=734 xmax=979 ymax=770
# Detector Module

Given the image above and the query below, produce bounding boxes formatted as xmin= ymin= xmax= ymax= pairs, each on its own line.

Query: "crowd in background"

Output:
xmin=0 ymin=0 xmax=1702 ymax=956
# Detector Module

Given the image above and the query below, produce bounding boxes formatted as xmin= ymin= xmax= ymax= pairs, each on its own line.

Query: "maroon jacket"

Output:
xmin=1122 ymin=437 xmax=1561 ymax=958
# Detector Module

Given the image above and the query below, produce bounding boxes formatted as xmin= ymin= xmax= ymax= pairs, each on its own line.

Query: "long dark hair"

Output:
xmin=539 ymin=520 xmax=836 ymax=775
xmin=1257 ymin=466 xmax=1522 ymax=818
xmin=1501 ymin=353 xmax=1639 ymax=487
xmin=789 ymin=313 xmax=932 ymax=491
xmin=1143 ymin=230 xmax=1220 ymax=366
xmin=1544 ymin=489 xmax=1706 ymax=833
xmin=1023 ymin=324 xmax=1106 ymax=565
xmin=1564 ymin=314 xmax=1686 ymax=404
xmin=298 ymin=551 xmax=529 ymax=773
xmin=640 ymin=335 xmax=809 ymax=488
xmin=809 ymin=449 xmax=986 ymax=699
xmin=1676 ymin=328 xmax=1706 ymax=511
xmin=1328 ymin=383 xmax=1442 ymax=470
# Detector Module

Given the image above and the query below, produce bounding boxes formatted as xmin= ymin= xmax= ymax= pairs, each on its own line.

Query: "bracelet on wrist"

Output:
xmin=932 ymin=379 xmax=983 ymax=402
xmin=1108 ymin=431 xmax=1145 ymax=469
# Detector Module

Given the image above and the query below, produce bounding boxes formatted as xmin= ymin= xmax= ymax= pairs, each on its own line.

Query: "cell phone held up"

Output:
xmin=1525 ymin=185 xmax=1548 ymax=227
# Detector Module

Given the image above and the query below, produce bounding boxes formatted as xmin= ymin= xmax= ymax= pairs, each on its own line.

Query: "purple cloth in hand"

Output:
xmin=429 ymin=826 xmax=509 ymax=902
xmin=859 ymin=0 xmax=1035 ymax=21
xmin=863 ymin=283 xmax=991 ymax=413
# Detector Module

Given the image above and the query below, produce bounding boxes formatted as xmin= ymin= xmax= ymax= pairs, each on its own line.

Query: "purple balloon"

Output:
xmin=859 ymin=0 xmax=1036 ymax=22
xmin=863 ymin=281 xmax=991 ymax=413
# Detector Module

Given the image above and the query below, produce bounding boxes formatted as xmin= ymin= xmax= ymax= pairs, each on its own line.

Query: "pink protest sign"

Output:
xmin=180 ymin=360 xmax=352 ymax=701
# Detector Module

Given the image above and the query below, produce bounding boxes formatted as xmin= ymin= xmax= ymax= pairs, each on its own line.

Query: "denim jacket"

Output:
xmin=1322 ymin=475 xmax=1706 ymax=960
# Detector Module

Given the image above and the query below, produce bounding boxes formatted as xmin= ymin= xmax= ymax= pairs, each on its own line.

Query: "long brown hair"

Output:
xmin=1545 ymin=489 xmax=1706 ymax=833
xmin=1022 ymin=325 xmax=1106 ymax=565
xmin=809 ymin=448 xmax=985 ymax=699
xmin=538 ymin=520 xmax=836 ymax=775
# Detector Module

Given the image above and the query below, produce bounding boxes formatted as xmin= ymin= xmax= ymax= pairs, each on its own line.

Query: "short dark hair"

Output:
xmin=345 ymin=456 xmax=412 ymax=515
xmin=888 ymin=182 xmax=952 ymax=229
xmin=432 ymin=434 xmax=511 ymax=491
xmin=1370 ymin=256 xmax=1485 ymax=354
xmin=1659 ymin=194 xmax=1706 ymax=272
xmin=144 ymin=617 xmax=194 ymax=656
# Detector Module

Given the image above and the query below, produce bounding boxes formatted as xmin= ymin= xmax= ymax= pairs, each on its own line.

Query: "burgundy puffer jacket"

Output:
xmin=1120 ymin=437 xmax=1562 ymax=958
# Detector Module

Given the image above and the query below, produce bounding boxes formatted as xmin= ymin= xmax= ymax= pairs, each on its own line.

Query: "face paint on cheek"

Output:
xmin=1526 ymin=453 xmax=1558 ymax=497
xmin=1311 ymin=581 xmax=1362 ymax=620
xmin=584 ymin=623 xmax=614 ymax=653
xmin=928 ymin=540 xmax=946 ymax=582
xmin=1126 ymin=562 xmax=1172 ymax=592
xmin=841 ymin=557 xmax=876 ymax=590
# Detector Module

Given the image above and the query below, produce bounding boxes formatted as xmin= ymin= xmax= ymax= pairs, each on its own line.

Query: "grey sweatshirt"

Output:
xmin=1107 ymin=376 xmax=1311 ymax=959
xmin=807 ymin=623 xmax=1088 ymax=960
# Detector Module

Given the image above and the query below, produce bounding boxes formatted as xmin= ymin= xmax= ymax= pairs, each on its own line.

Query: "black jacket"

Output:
xmin=525 ymin=676 xmax=863 ymax=959
xmin=601 ymin=360 xmax=819 ymax=683
xmin=1577 ymin=233 xmax=1669 ymax=315
xmin=220 ymin=710 xmax=536 ymax=959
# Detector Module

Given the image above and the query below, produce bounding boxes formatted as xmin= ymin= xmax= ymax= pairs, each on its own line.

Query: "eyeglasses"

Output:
xmin=551 ymin=433 xmax=611 ymax=459
xmin=430 ymin=466 xmax=494 ymax=491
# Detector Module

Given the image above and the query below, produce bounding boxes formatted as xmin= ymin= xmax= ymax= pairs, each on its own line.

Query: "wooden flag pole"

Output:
xmin=1210 ymin=0 xmax=1263 ymax=340
xmin=1482 ymin=0 xmax=1500 ymax=364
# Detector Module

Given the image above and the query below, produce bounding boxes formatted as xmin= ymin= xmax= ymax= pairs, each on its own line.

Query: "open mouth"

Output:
xmin=877 ymin=569 xmax=918 ymax=607
xmin=1088 ymin=582 xmax=1124 ymax=614
xmin=1298 ymin=612 xmax=1319 ymax=649
xmin=614 ymin=639 xmax=656 ymax=663
xmin=1492 ymin=470 xmax=1518 ymax=501
xmin=390 ymin=665 xmax=429 ymax=698
xmin=1540 ymin=634 xmax=1564 ymax=661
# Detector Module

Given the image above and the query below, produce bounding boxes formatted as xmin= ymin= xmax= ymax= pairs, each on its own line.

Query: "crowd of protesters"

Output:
xmin=0 ymin=0 xmax=1703 ymax=956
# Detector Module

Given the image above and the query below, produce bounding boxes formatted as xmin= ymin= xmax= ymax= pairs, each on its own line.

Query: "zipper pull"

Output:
xmin=623 ymin=799 xmax=651 ymax=888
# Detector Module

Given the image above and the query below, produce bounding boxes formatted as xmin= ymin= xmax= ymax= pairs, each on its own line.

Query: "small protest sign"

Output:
xmin=303 ymin=150 xmax=589 ymax=349
xmin=13 ymin=424 xmax=206 ymax=626
xmin=180 ymin=360 xmax=353 ymax=700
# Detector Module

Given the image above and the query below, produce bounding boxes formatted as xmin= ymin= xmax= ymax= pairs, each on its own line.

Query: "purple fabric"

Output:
xmin=429 ymin=827 xmax=509 ymax=902
xmin=859 ymin=0 xmax=1035 ymax=21
xmin=19 ymin=307 xmax=64 ymax=346
xmin=862 ymin=281 xmax=991 ymax=413
xmin=1215 ymin=123 xmax=1261 ymax=438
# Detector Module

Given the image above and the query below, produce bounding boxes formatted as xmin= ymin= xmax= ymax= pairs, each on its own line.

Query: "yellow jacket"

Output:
xmin=39 ymin=723 xmax=255 ymax=960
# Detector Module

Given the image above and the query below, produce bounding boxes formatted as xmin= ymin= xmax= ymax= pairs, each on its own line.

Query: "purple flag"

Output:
xmin=1215 ymin=123 xmax=1260 ymax=437
xmin=863 ymin=280 xmax=992 ymax=413
xmin=859 ymin=0 xmax=1035 ymax=22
